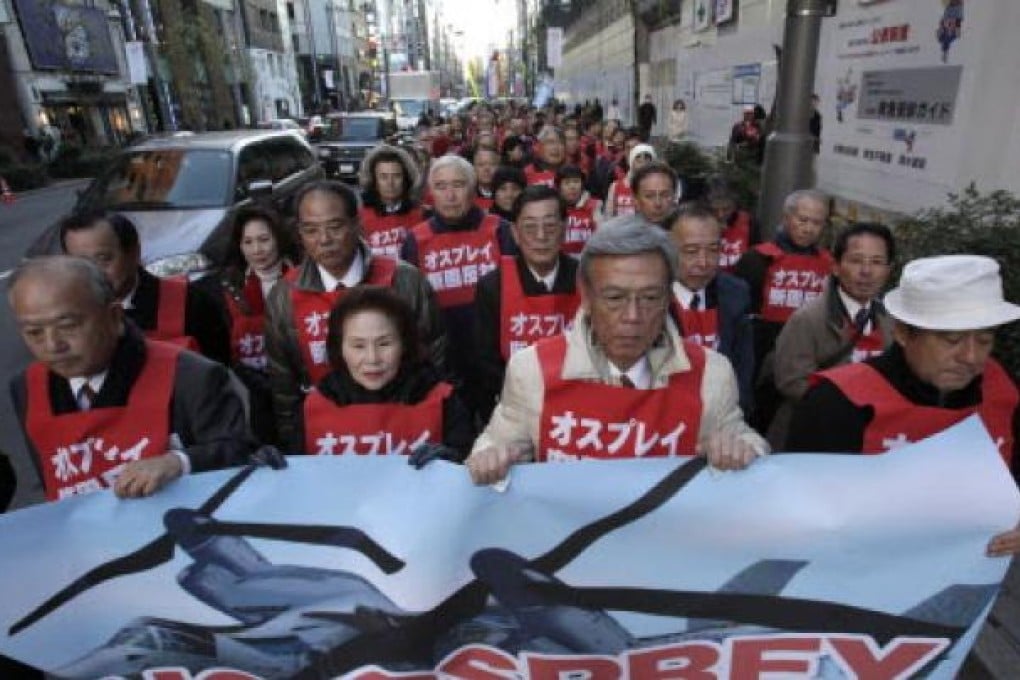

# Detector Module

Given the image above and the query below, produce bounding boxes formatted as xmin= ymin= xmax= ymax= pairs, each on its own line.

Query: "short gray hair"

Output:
xmin=428 ymin=153 xmax=476 ymax=191
xmin=8 ymin=255 xmax=116 ymax=308
xmin=783 ymin=188 xmax=829 ymax=215
xmin=579 ymin=215 xmax=679 ymax=288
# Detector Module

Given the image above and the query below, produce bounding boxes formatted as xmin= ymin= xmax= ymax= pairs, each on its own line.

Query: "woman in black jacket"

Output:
xmin=300 ymin=286 xmax=474 ymax=460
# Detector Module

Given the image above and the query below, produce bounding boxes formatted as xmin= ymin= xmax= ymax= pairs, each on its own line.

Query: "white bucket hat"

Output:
xmin=884 ymin=255 xmax=1020 ymax=330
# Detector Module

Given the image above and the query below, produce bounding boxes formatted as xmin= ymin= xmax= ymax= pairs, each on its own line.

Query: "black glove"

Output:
xmin=408 ymin=443 xmax=461 ymax=470
xmin=250 ymin=445 xmax=288 ymax=470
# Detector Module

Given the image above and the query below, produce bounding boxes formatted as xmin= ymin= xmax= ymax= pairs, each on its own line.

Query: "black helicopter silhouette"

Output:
xmin=5 ymin=457 xmax=995 ymax=678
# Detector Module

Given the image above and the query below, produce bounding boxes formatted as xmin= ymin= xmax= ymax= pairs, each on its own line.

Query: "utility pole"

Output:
xmin=757 ymin=0 xmax=836 ymax=237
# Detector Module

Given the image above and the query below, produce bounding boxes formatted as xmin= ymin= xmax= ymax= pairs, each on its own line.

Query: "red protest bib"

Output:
xmin=524 ymin=164 xmax=556 ymax=187
xmin=719 ymin=210 xmax=753 ymax=271
xmin=411 ymin=215 xmax=501 ymax=308
xmin=757 ymin=243 xmax=833 ymax=324
xmin=610 ymin=178 xmax=635 ymax=216
xmin=535 ymin=336 xmax=704 ymax=460
xmin=289 ymin=257 xmax=398 ymax=384
xmin=303 ymin=382 xmax=452 ymax=455
xmin=148 ymin=276 xmax=199 ymax=352
xmin=563 ymin=198 xmax=601 ymax=256
xmin=815 ymin=360 xmax=1018 ymax=461
xmin=671 ymin=297 xmax=720 ymax=350
xmin=224 ymin=292 xmax=267 ymax=370
xmin=474 ymin=195 xmax=495 ymax=212
xmin=850 ymin=325 xmax=885 ymax=364
xmin=25 ymin=340 xmax=178 ymax=501
xmin=359 ymin=205 xmax=425 ymax=259
xmin=498 ymin=257 xmax=581 ymax=361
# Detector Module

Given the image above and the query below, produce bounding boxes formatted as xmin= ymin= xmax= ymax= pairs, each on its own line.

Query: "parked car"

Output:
xmin=26 ymin=130 xmax=324 ymax=277
xmin=313 ymin=112 xmax=398 ymax=183
xmin=257 ymin=118 xmax=305 ymax=136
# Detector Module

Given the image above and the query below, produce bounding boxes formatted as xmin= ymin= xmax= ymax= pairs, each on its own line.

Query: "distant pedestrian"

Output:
xmin=638 ymin=94 xmax=657 ymax=142
xmin=668 ymin=100 xmax=688 ymax=145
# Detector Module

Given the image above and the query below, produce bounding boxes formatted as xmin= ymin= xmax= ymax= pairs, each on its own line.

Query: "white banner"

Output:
xmin=547 ymin=27 xmax=563 ymax=69
xmin=125 ymin=41 xmax=148 ymax=85
xmin=0 ymin=418 xmax=1016 ymax=677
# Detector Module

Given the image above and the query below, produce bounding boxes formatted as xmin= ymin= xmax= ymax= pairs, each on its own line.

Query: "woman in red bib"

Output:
xmin=220 ymin=206 xmax=294 ymax=444
xmin=300 ymin=286 xmax=474 ymax=460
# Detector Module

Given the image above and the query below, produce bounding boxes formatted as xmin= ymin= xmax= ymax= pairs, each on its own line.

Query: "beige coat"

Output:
xmin=472 ymin=310 xmax=767 ymax=455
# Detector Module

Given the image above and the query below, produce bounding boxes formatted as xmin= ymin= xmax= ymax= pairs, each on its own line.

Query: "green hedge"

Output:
xmin=47 ymin=146 xmax=117 ymax=179
xmin=0 ymin=162 xmax=49 ymax=191
xmin=663 ymin=141 xmax=761 ymax=211
xmin=894 ymin=185 xmax=1020 ymax=377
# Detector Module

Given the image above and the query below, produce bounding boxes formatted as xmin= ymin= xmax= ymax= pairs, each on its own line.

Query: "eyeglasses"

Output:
xmin=297 ymin=219 xmax=354 ymax=240
xmin=517 ymin=219 xmax=563 ymax=236
xmin=595 ymin=288 xmax=669 ymax=312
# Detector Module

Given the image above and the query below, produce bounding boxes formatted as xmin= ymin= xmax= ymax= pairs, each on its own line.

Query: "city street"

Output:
xmin=0 ymin=179 xmax=89 ymax=494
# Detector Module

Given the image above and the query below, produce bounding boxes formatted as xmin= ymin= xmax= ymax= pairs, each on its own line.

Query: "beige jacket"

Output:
xmin=472 ymin=310 xmax=767 ymax=455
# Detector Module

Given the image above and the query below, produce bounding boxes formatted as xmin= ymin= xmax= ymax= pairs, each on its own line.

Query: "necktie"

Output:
xmin=853 ymin=306 xmax=870 ymax=332
xmin=77 ymin=383 xmax=97 ymax=411
xmin=619 ymin=374 xmax=636 ymax=389
xmin=690 ymin=292 xmax=701 ymax=310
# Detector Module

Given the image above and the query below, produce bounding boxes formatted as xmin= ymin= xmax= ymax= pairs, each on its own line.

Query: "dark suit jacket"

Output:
xmin=671 ymin=272 xmax=755 ymax=416
xmin=8 ymin=324 xmax=256 ymax=509
xmin=473 ymin=254 xmax=579 ymax=422
xmin=128 ymin=268 xmax=232 ymax=365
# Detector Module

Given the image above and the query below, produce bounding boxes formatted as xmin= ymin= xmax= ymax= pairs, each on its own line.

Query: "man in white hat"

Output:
xmin=786 ymin=254 xmax=1020 ymax=556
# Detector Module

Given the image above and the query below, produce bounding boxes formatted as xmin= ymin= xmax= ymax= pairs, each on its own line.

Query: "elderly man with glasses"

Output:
xmin=467 ymin=216 xmax=768 ymax=485
xmin=264 ymin=180 xmax=446 ymax=452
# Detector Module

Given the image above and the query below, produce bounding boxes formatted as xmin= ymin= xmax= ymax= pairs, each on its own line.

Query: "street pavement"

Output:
xmin=0 ymin=179 xmax=89 ymax=499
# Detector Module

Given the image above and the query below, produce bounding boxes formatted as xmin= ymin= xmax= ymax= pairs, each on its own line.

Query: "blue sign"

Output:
xmin=13 ymin=0 xmax=119 ymax=75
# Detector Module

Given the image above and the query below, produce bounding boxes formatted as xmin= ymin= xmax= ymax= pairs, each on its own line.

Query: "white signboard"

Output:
xmin=693 ymin=0 xmax=713 ymax=32
xmin=125 ymin=41 xmax=148 ymax=85
xmin=546 ymin=27 xmax=563 ymax=69
xmin=816 ymin=0 xmax=970 ymax=208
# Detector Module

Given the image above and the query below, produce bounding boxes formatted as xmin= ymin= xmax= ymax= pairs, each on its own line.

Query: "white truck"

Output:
xmin=388 ymin=71 xmax=441 ymax=130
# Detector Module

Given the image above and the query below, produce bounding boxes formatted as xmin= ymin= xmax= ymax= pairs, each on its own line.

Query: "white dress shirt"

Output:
xmin=317 ymin=250 xmax=365 ymax=291
xmin=608 ymin=357 xmax=652 ymax=390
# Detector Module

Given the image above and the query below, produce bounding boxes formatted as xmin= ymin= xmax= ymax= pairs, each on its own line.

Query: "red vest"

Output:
xmin=671 ymin=296 xmax=720 ymax=350
xmin=757 ymin=242 xmax=833 ymax=324
xmin=850 ymin=324 xmax=885 ymax=364
xmin=148 ymin=276 xmax=199 ymax=352
xmin=719 ymin=210 xmax=753 ymax=271
xmin=474 ymin=194 xmax=495 ymax=212
xmin=25 ymin=341 xmax=179 ymax=501
xmin=303 ymin=382 xmax=452 ymax=455
xmin=411 ymin=215 xmax=502 ymax=308
xmin=289 ymin=257 xmax=398 ymax=384
xmin=359 ymin=205 xmax=425 ymax=259
xmin=563 ymin=198 xmax=601 ymax=256
xmin=524 ymin=164 xmax=557 ymax=188
xmin=816 ymin=361 xmax=1018 ymax=461
xmin=498 ymin=257 xmax=581 ymax=361
xmin=610 ymin=178 xmax=635 ymax=216
xmin=535 ymin=336 xmax=704 ymax=460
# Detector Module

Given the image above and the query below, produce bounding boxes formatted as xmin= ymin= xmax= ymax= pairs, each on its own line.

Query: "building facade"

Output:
xmin=2 ymin=0 xmax=141 ymax=149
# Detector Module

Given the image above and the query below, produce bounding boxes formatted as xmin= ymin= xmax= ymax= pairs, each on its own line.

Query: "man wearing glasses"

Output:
xmin=473 ymin=185 xmax=582 ymax=422
xmin=264 ymin=180 xmax=446 ymax=452
xmin=467 ymin=216 xmax=767 ymax=485
xmin=767 ymin=223 xmax=896 ymax=449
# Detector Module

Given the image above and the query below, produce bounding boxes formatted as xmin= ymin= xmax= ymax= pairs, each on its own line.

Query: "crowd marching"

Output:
xmin=3 ymin=99 xmax=1020 ymax=562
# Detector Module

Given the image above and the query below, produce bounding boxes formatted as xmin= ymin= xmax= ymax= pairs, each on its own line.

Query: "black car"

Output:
xmin=314 ymin=112 xmax=398 ymax=183
xmin=26 ymin=130 xmax=323 ymax=277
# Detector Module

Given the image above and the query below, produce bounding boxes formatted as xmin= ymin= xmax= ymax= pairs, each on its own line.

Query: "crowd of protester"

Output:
xmin=3 ymin=98 xmax=1019 ymax=568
